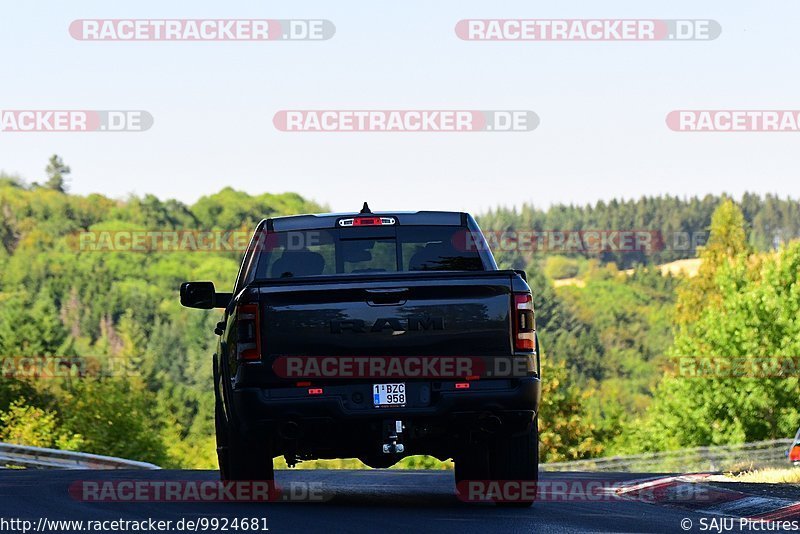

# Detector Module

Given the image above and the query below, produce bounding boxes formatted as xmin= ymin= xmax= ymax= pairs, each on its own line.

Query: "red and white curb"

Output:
xmin=614 ymin=474 xmax=800 ymax=521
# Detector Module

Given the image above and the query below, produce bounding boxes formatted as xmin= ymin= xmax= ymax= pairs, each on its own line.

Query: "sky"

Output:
xmin=0 ymin=1 xmax=798 ymax=214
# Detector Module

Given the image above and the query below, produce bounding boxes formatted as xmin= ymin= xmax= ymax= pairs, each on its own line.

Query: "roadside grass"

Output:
xmin=274 ymin=455 xmax=453 ymax=470
xmin=722 ymin=467 xmax=800 ymax=483
xmin=274 ymin=457 xmax=367 ymax=469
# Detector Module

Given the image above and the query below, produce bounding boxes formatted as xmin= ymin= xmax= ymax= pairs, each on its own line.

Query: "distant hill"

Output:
xmin=478 ymin=193 xmax=800 ymax=269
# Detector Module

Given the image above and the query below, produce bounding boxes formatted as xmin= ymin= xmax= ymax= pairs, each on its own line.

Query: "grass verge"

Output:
xmin=721 ymin=467 xmax=800 ymax=484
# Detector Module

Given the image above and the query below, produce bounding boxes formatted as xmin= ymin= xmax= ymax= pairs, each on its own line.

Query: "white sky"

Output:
xmin=0 ymin=1 xmax=798 ymax=213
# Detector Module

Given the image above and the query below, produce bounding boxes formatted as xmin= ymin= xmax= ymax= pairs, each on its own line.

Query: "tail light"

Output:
xmin=236 ymin=303 xmax=261 ymax=362
xmin=790 ymin=445 xmax=800 ymax=462
xmin=513 ymin=293 xmax=535 ymax=351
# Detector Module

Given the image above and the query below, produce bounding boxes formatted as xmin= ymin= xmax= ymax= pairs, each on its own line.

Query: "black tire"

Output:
xmin=454 ymin=444 xmax=490 ymax=503
xmin=454 ymin=446 xmax=490 ymax=484
xmin=215 ymin=401 xmax=274 ymax=482
xmin=489 ymin=418 xmax=539 ymax=507
xmin=214 ymin=400 xmax=232 ymax=480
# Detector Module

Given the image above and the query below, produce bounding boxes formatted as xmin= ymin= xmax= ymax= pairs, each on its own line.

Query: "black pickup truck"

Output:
xmin=180 ymin=205 xmax=541 ymax=504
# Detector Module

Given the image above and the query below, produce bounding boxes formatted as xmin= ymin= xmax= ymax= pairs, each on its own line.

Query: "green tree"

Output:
xmin=0 ymin=287 xmax=69 ymax=356
xmin=0 ymin=398 xmax=84 ymax=450
xmin=615 ymin=243 xmax=800 ymax=453
xmin=538 ymin=360 xmax=604 ymax=461
xmin=57 ymin=377 xmax=172 ymax=466
xmin=45 ymin=155 xmax=71 ymax=193
xmin=676 ymin=199 xmax=750 ymax=324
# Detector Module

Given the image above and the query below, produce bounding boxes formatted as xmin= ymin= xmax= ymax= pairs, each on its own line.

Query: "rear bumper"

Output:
xmin=234 ymin=377 xmax=539 ymax=422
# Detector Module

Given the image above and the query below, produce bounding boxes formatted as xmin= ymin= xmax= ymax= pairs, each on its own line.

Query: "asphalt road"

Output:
xmin=0 ymin=469 xmax=721 ymax=533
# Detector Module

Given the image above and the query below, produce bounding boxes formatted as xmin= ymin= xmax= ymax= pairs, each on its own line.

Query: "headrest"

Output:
xmin=271 ymin=249 xmax=325 ymax=278
xmin=408 ymin=242 xmax=450 ymax=271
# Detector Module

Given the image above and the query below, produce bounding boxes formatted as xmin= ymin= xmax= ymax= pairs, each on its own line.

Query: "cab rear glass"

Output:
xmin=249 ymin=225 xmax=485 ymax=281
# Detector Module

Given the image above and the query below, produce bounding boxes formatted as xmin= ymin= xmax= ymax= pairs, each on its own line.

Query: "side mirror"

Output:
xmin=180 ymin=282 xmax=232 ymax=309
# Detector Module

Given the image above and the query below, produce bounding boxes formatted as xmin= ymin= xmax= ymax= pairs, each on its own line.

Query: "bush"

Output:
xmin=0 ymin=398 xmax=84 ymax=450
xmin=543 ymin=256 xmax=581 ymax=280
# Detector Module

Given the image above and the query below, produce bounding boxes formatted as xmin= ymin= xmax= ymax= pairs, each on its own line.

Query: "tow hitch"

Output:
xmin=382 ymin=420 xmax=405 ymax=454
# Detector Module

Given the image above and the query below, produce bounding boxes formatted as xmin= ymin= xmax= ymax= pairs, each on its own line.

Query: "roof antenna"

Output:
xmin=360 ymin=202 xmax=372 ymax=214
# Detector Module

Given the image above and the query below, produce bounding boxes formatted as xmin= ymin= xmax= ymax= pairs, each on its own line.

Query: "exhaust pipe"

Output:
xmin=279 ymin=420 xmax=301 ymax=440
xmin=479 ymin=415 xmax=503 ymax=433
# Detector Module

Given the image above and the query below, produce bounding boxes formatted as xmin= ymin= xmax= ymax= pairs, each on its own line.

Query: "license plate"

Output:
xmin=373 ymin=383 xmax=406 ymax=407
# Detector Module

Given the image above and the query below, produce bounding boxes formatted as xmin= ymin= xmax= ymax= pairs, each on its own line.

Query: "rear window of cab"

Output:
xmin=250 ymin=226 xmax=485 ymax=280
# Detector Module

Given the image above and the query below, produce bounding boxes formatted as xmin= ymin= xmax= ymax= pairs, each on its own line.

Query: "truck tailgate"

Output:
xmin=258 ymin=272 xmax=514 ymax=359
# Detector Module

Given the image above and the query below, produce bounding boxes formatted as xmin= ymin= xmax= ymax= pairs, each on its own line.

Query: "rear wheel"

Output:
xmin=454 ymin=443 xmax=490 ymax=503
xmin=214 ymin=401 xmax=231 ymax=480
xmin=454 ymin=446 xmax=490 ymax=484
xmin=454 ymin=418 xmax=539 ymax=507
xmin=215 ymin=401 xmax=274 ymax=482
xmin=489 ymin=418 xmax=539 ymax=507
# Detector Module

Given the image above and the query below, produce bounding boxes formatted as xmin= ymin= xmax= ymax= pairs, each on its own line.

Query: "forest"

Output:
xmin=1 ymin=157 xmax=798 ymax=467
